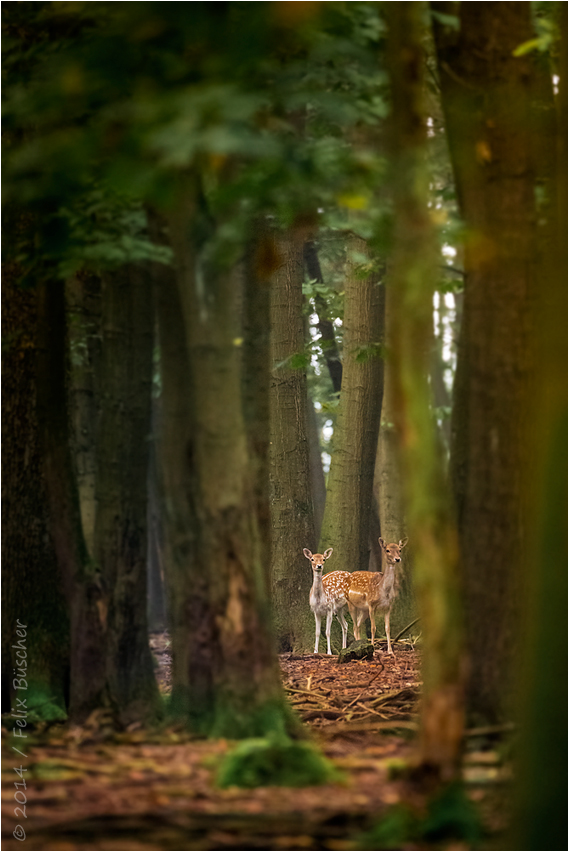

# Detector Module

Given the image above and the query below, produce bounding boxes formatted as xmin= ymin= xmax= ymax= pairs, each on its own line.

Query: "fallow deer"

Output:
xmin=347 ymin=537 xmax=408 ymax=654
xmin=303 ymin=548 xmax=351 ymax=655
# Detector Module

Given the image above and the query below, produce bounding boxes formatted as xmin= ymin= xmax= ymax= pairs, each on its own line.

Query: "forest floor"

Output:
xmin=1 ymin=633 xmax=511 ymax=851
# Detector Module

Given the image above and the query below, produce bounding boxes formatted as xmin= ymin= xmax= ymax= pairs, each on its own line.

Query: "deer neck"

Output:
xmin=310 ymin=570 xmax=325 ymax=606
xmin=381 ymin=561 xmax=400 ymax=604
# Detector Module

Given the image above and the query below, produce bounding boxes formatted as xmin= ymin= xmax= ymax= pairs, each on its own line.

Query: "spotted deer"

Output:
xmin=347 ymin=537 xmax=408 ymax=654
xmin=303 ymin=548 xmax=351 ymax=655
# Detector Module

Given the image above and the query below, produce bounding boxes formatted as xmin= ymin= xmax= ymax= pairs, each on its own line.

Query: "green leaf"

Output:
xmin=512 ymin=36 xmax=550 ymax=56
xmin=430 ymin=10 xmax=460 ymax=30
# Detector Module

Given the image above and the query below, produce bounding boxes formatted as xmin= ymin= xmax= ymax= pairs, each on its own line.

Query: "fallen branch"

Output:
xmin=393 ymin=618 xmax=421 ymax=643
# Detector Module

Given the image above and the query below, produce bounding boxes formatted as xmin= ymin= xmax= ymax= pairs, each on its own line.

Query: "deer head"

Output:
xmin=378 ymin=538 xmax=408 ymax=564
xmin=303 ymin=548 xmax=334 ymax=574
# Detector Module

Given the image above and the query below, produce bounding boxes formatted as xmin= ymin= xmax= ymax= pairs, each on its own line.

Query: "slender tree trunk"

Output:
xmin=94 ymin=264 xmax=161 ymax=724
xmin=302 ymin=239 xmax=334 ymax=540
xmin=303 ymin=239 xmax=343 ymax=395
xmin=270 ymin=228 xmax=316 ymax=653
xmin=319 ymin=236 xmax=385 ymax=574
xmin=385 ymin=1 xmax=465 ymax=780
xmin=432 ymin=0 xmax=537 ymax=725
xmin=1 ymin=265 xmax=69 ymax=719
xmin=166 ymin=184 xmax=293 ymax=736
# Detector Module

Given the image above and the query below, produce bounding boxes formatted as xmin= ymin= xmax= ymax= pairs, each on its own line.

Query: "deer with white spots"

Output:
xmin=347 ymin=538 xmax=408 ymax=655
xmin=303 ymin=548 xmax=351 ymax=655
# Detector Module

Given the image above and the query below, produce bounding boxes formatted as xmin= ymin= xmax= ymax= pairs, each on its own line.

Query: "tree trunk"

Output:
xmin=242 ymin=226 xmax=273 ymax=568
xmin=35 ymin=277 xmax=108 ymax=722
xmin=269 ymin=228 xmax=316 ymax=653
xmin=319 ymin=236 xmax=385 ymax=574
xmin=66 ymin=271 xmax=101 ymax=556
xmin=1 ymin=265 xmax=69 ymax=720
xmin=374 ymin=307 xmax=416 ymax=637
xmin=151 ymin=212 xmax=199 ymax=721
xmin=306 ymin=392 xmax=326 ymax=540
xmin=303 ymin=239 xmax=343 ymax=395
xmin=302 ymin=239 xmax=333 ymax=540
xmin=432 ymin=0 xmax=537 ymax=725
xmin=147 ymin=396 xmax=167 ymax=633
xmin=166 ymin=184 xmax=293 ymax=736
xmin=511 ymin=6 xmax=567 ymax=848
xmin=94 ymin=264 xmax=161 ymax=724
xmin=385 ymin=1 xmax=465 ymax=780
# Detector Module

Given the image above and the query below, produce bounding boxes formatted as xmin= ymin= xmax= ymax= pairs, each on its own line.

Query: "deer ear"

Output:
xmin=303 ymin=548 xmax=313 ymax=559
xmin=323 ymin=548 xmax=333 ymax=559
xmin=399 ymin=538 xmax=408 ymax=549
xmin=379 ymin=538 xmax=386 ymax=549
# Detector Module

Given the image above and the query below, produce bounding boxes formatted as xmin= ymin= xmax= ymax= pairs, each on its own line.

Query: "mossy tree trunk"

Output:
xmin=269 ymin=228 xmax=316 ymax=653
xmin=165 ymin=183 xmax=293 ymax=736
xmin=93 ymin=264 xmax=161 ymax=724
xmin=319 ymin=236 xmax=385 ymax=574
xmin=1 ymin=266 xmax=69 ymax=720
xmin=512 ymin=5 xmax=567 ymax=848
xmin=432 ymin=0 xmax=537 ymax=725
xmin=385 ymin=1 xmax=465 ymax=779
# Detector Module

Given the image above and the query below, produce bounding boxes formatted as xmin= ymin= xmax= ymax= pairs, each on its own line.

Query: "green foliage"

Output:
xmin=357 ymin=783 xmax=483 ymax=850
xmin=3 ymin=1 xmax=391 ymax=284
xmin=216 ymin=734 xmax=341 ymax=789
xmin=58 ymin=189 xmax=173 ymax=278
xmin=430 ymin=10 xmax=460 ymax=31
xmin=354 ymin=341 xmax=387 ymax=363
xmin=274 ymin=350 xmax=312 ymax=372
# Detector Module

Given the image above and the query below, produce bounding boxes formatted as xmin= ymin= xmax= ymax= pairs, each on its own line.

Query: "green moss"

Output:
xmin=211 ymin=697 xmax=300 ymax=741
xmin=356 ymin=783 xmax=483 ymax=850
xmin=9 ymin=679 xmax=67 ymax=724
xmin=216 ymin=734 xmax=342 ymax=789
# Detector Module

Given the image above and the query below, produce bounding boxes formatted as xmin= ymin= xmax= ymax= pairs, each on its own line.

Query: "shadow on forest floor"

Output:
xmin=1 ymin=635 xmax=511 ymax=850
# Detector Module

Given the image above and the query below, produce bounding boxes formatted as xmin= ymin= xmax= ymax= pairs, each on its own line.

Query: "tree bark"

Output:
xmin=165 ymin=183 xmax=293 ymax=736
xmin=1 ymin=265 xmax=69 ymax=720
xmin=374 ymin=303 xmax=416 ymax=636
xmin=385 ymin=1 xmax=465 ymax=780
xmin=35 ymin=277 xmax=108 ymax=722
xmin=269 ymin=228 xmax=316 ymax=653
xmin=432 ymin=0 xmax=537 ymax=725
xmin=66 ymin=271 xmax=101 ymax=556
xmin=94 ymin=264 xmax=161 ymax=724
xmin=242 ymin=225 xmax=273 ymax=569
xmin=151 ymin=211 xmax=199 ymax=722
xmin=511 ymin=6 xmax=567 ymax=848
xmin=319 ymin=235 xmax=385 ymax=575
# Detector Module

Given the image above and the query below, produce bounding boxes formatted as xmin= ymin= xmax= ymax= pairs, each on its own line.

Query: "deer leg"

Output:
xmin=385 ymin=609 xmax=393 ymax=655
xmin=325 ymin=610 xmax=334 ymax=655
xmin=314 ymin=613 xmax=321 ymax=654
xmin=369 ymin=606 xmax=377 ymax=644
xmin=337 ymin=608 xmax=348 ymax=649
xmin=356 ymin=608 xmax=366 ymax=640
xmin=348 ymin=602 xmax=359 ymax=640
